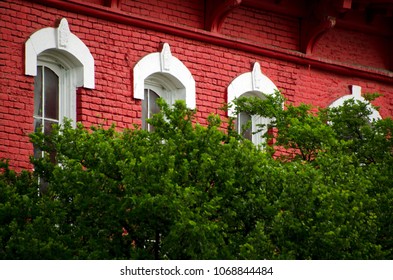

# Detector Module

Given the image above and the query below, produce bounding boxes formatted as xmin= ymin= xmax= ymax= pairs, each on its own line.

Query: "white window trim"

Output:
xmin=133 ymin=43 xmax=196 ymax=109
xmin=227 ymin=62 xmax=279 ymax=145
xmin=329 ymin=85 xmax=381 ymax=121
xmin=25 ymin=18 xmax=95 ymax=89
xmin=145 ymin=82 xmax=165 ymax=98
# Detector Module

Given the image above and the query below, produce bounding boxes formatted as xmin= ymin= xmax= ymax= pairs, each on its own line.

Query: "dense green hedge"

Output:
xmin=1 ymin=93 xmax=392 ymax=259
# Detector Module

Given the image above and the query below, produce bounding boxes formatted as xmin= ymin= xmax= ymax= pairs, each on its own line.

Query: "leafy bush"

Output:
xmin=1 ymin=94 xmax=392 ymax=259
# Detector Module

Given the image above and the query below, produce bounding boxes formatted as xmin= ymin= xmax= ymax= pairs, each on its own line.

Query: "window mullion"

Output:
xmin=42 ymin=66 xmax=46 ymax=134
xmin=147 ymin=89 xmax=151 ymax=132
xmin=41 ymin=66 xmax=45 ymax=158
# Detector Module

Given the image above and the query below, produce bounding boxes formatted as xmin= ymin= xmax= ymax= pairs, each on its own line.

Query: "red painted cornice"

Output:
xmin=31 ymin=0 xmax=393 ymax=84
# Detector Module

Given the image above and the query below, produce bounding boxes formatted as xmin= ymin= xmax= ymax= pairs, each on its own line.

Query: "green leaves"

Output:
xmin=1 ymin=94 xmax=392 ymax=259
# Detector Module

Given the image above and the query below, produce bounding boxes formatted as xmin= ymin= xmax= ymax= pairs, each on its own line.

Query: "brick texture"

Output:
xmin=313 ymin=28 xmax=391 ymax=70
xmin=121 ymin=0 xmax=205 ymax=29
xmin=220 ymin=6 xmax=300 ymax=51
xmin=0 ymin=0 xmax=392 ymax=170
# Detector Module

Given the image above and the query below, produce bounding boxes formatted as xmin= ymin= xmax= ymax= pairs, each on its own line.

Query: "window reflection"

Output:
xmin=33 ymin=65 xmax=60 ymax=193
xmin=236 ymin=111 xmax=252 ymax=141
xmin=33 ymin=66 xmax=59 ymax=135
xmin=142 ymin=88 xmax=160 ymax=131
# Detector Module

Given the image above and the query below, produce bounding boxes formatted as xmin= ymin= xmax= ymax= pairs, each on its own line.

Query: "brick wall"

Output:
xmin=121 ymin=0 xmax=205 ymax=29
xmin=313 ymin=27 xmax=391 ymax=71
xmin=220 ymin=6 xmax=300 ymax=51
xmin=0 ymin=0 xmax=392 ymax=170
xmin=0 ymin=1 xmax=38 ymax=170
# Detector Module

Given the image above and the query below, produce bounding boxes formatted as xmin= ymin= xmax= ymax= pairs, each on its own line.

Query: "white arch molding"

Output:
xmin=25 ymin=18 xmax=95 ymax=89
xmin=227 ymin=62 xmax=279 ymax=145
xmin=227 ymin=62 xmax=278 ymax=117
xmin=133 ymin=43 xmax=196 ymax=109
xmin=329 ymin=85 xmax=381 ymax=121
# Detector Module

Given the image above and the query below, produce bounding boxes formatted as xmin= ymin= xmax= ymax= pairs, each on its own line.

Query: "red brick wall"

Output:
xmin=121 ymin=0 xmax=205 ymax=29
xmin=0 ymin=1 xmax=38 ymax=170
xmin=0 ymin=0 xmax=392 ymax=170
xmin=220 ymin=6 xmax=300 ymax=51
xmin=313 ymin=27 xmax=391 ymax=71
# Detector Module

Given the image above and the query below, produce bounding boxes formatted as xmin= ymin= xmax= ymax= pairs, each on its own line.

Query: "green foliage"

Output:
xmin=1 ymin=94 xmax=392 ymax=259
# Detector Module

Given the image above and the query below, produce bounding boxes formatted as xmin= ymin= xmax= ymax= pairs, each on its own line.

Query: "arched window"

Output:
xmin=26 ymin=18 xmax=95 ymax=129
xmin=26 ymin=18 xmax=94 ymax=162
xmin=133 ymin=43 xmax=195 ymax=130
xmin=329 ymin=85 xmax=381 ymax=121
xmin=227 ymin=62 xmax=279 ymax=145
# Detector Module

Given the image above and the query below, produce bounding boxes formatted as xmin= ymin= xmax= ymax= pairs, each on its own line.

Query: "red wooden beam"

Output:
xmin=301 ymin=16 xmax=337 ymax=55
xmin=205 ymin=0 xmax=242 ymax=32
xmin=104 ymin=0 xmax=121 ymax=9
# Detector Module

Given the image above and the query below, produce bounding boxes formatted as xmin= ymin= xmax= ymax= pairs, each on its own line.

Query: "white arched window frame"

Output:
xmin=25 ymin=18 xmax=95 ymax=126
xmin=227 ymin=62 xmax=279 ymax=145
xmin=329 ymin=85 xmax=382 ymax=121
xmin=133 ymin=43 xmax=196 ymax=113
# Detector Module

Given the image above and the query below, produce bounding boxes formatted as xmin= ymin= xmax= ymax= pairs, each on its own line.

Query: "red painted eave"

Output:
xmin=31 ymin=0 xmax=393 ymax=84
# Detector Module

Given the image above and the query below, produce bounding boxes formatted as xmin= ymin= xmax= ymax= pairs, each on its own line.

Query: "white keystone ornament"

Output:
xmin=57 ymin=18 xmax=71 ymax=49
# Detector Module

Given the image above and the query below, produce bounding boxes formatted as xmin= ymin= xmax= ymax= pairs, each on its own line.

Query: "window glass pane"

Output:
xmin=34 ymin=118 xmax=42 ymax=133
xmin=148 ymin=90 xmax=160 ymax=132
xmin=142 ymin=89 xmax=161 ymax=131
xmin=45 ymin=119 xmax=58 ymax=164
xmin=34 ymin=119 xmax=57 ymax=171
xmin=44 ymin=119 xmax=58 ymax=162
xmin=34 ymin=66 xmax=43 ymax=117
xmin=44 ymin=119 xmax=58 ymax=135
xmin=44 ymin=67 xmax=59 ymax=120
xmin=149 ymin=90 xmax=160 ymax=116
xmin=142 ymin=89 xmax=149 ymax=130
xmin=238 ymin=111 xmax=252 ymax=141
xmin=33 ymin=118 xmax=42 ymax=159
